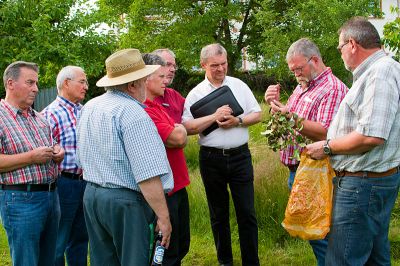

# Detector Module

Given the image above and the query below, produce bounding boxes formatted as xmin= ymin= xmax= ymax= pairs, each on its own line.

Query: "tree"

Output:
xmin=0 ymin=0 xmax=116 ymax=99
xmin=98 ymin=0 xmax=263 ymax=74
xmin=383 ymin=6 xmax=400 ymax=61
xmin=255 ymin=0 xmax=378 ymax=86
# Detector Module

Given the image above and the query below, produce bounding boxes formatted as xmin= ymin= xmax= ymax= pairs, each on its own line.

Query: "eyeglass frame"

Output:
xmin=67 ymin=78 xmax=89 ymax=87
xmin=289 ymin=57 xmax=313 ymax=76
xmin=337 ymin=41 xmax=350 ymax=53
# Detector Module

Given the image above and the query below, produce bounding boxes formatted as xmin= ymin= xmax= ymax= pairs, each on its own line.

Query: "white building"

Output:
xmin=369 ymin=0 xmax=400 ymax=56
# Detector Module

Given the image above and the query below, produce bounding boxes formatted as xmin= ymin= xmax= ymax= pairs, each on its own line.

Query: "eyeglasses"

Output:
xmin=209 ymin=61 xmax=227 ymax=70
xmin=337 ymin=41 xmax=349 ymax=53
xmin=289 ymin=57 xmax=312 ymax=75
xmin=166 ymin=62 xmax=178 ymax=70
xmin=67 ymin=78 xmax=88 ymax=87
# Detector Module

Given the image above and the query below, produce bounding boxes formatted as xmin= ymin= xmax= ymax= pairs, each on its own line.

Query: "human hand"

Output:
xmin=213 ymin=105 xmax=233 ymax=121
xmin=306 ymin=141 xmax=327 ymax=160
xmin=216 ymin=115 xmax=239 ymax=129
xmin=30 ymin=146 xmax=55 ymax=164
xmin=270 ymin=100 xmax=288 ymax=114
xmin=156 ymin=216 xmax=172 ymax=248
xmin=264 ymin=84 xmax=280 ymax=105
xmin=52 ymin=144 xmax=65 ymax=163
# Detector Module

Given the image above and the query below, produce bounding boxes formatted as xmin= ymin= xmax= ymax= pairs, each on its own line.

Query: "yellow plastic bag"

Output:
xmin=281 ymin=152 xmax=334 ymax=240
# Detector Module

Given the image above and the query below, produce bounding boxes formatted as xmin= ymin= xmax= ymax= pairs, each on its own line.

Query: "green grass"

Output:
xmin=1 ymin=103 xmax=400 ymax=265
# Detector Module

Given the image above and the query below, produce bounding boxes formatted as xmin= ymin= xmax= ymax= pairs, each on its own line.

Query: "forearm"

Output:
xmin=139 ymin=176 xmax=170 ymax=221
xmin=242 ymin=112 xmax=262 ymax=127
xmin=0 ymin=152 xmax=33 ymax=173
xmin=330 ymin=131 xmax=384 ymax=155
xmin=182 ymin=114 xmax=217 ymax=135
xmin=299 ymin=120 xmax=327 ymax=141
xmin=165 ymin=126 xmax=187 ymax=148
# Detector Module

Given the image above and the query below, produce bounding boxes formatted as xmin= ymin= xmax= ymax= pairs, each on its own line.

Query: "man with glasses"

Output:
xmin=152 ymin=48 xmax=185 ymax=123
xmin=306 ymin=17 xmax=400 ymax=265
xmin=183 ymin=43 xmax=262 ymax=266
xmin=41 ymin=66 xmax=89 ymax=266
xmin=0 ymin=61 xmax=65 ymax=266
xmin=264 ymin=38 xmax=348 ymax=266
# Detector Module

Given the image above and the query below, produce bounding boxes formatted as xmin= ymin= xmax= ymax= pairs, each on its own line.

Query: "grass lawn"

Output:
xmin=1 ymin=104 xmax=400 ymax=265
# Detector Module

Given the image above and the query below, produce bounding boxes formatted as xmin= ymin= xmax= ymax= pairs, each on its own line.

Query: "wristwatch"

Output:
xmin=238 ymin=117 xmax=243 ymax=127
xmin=323 ymin=139 xmax=332 ymax=155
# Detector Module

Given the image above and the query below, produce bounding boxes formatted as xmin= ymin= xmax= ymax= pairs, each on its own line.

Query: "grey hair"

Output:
xmin=286 ymin=38 xmax=322 ymax=62
xmin=142 ymin=53 xmax=166 ymax=66
xmin=3 ymin=61 xmax=39 ymax=89
xmin=152 ymin=48 xmax=176 ymax=59
xmin=56 ymin=66 xmax=85 ymax=93
xmin=338 ymin=16 xmax=381 ymax=49
xmin=200 ymin=43 xmax=227 ymax=64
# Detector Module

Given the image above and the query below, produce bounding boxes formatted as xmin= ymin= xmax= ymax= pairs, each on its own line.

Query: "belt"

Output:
xmin=0 ymin=182 xmax=56 ymax=192
xmin=335 ymin=166 xmax=399 ymax=178
xmin=61 ymin=171 xmax=83 ymax=180
xmin=287 ymin=164 xmax=299 ymax=172
xmin=200 ymin=143 xmax=248 ymax=156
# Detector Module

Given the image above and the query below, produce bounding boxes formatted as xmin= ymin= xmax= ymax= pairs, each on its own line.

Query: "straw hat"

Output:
xmin=96 ymin=49 xmax=160 ymax=87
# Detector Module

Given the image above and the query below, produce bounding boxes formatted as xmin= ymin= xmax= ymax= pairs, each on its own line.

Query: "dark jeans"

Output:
xmin=163 ymin=188 xmax=190 ymax=266
xmin=55 ymin=175 xmax=88 ymax=266
xmin=83 ymin=183 xmax=154 ymax=266
xmin=199 ymin=146 xmax=259 ymax=266
xmin=326 ymin=173 xmax=400 ymax=266
xmin=0 ymin=189 xmax=60 ymax=266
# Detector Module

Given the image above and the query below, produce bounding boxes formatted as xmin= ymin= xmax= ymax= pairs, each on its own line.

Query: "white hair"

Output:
xmin=56 ymin=66 xmax=85 ymax=93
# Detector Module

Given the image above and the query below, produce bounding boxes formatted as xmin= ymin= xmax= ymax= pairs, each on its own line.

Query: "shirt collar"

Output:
xmin=352 ymin=50 xmax=386 ymax=82
xmin=1 ymin=99 xmax=36 ymax=118
xmin=56 ymin=95 xmax=82 ymax=111
xmin=295 ymin=67 xmax=332 ymax=93
xmin=205 ymin=75 xmax=228 ymax=89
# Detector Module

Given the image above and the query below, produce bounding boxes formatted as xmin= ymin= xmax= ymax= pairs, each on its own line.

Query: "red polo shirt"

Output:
xmin=144 ymin=99 xmax=190 ymax=194
xmin=154 ymin=88 xmax=185 ymax=123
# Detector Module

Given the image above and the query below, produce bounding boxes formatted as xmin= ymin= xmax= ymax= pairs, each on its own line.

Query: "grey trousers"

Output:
xmin=83 ymin=183 xmax=155 ymax=266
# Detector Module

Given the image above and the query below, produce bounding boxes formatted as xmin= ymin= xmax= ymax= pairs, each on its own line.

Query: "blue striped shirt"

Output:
xmin=41 ymin=96 xmax=82 ymax=174
xmin=76 ymin=90 xmax=173 ymax=192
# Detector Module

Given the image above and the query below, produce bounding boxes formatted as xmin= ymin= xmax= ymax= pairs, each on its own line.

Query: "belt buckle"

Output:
xmin=336 ymin=170 xmax=345 ymax=177
xmin=222 ymin=149 xmax=230 ymax=156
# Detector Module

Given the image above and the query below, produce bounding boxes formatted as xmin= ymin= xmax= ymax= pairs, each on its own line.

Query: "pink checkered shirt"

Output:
xmin=280 ymin=67 xmax=348 ymax=167
xmin=0 ymin=100 xmax=58 ymax=184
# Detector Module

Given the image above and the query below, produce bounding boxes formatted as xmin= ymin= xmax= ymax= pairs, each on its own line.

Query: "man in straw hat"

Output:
xmin=76 ymin=48 xmax=174 ymax=265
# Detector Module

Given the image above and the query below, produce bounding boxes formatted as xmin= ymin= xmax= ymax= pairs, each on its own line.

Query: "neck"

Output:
xmin=4 ymin=96 xmax=29 ymax=113
xmin=352 ymin=48 xmax=381 ymax=70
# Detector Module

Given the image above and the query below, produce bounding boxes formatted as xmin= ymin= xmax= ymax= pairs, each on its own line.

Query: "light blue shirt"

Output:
xmin=76 ymin=90 xmax=173 ymax=192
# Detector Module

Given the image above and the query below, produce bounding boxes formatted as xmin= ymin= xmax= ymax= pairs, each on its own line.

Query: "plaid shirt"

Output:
xmin=280 ymin=67 xmax=348 ymax=166
xmin=328 ymin=50 xmax=400 ymax=172
xmin=0 ymin=99 xmax=58 ymax=184
xmin=41 ymin=96 xmax=82 ymax=174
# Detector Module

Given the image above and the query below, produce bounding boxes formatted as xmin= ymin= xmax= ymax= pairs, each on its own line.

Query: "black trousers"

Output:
xmin=199 ymin=146 xmax=259 ymax=266
xmin=163 ymin=188 xmax=190 ymax=266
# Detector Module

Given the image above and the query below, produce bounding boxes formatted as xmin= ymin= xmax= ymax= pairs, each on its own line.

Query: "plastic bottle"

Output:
xmin=150 ymin=231 xmax=165 ymax=266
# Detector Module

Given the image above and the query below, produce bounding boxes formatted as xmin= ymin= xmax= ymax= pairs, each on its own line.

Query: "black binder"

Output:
xmin=190 ymin=85 xmax=244 ymax=136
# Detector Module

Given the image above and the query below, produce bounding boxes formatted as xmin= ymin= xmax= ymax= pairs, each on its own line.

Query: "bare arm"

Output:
xmin=306 ymin=131 xmax=384 ymax=159
xmin=0 ymin=147 xmax=54 ymax=173
xmin=183 ymin=105 xmax=232 ymax=135
xmin=299 ymin=120 xmax=327 ymax=141
xmin=165 ymin=124 xmax=187 ymax=149
xmin=138 ymin=177 xmax=171 ymax=248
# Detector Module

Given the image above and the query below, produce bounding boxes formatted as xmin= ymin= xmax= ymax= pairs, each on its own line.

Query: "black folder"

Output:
xmin=190 ymin=85 xmax=244 ymax=136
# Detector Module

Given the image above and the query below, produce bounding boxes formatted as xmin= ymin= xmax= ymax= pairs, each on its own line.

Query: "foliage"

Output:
xmin=383 ymin=6 xmax=400 ymax=61
xmin=255 ymin=0 xmax=379 ymax=86
xmin=0 ymin=0 xmax=116 ymax=98
xmin=261 ymin=111 xmax=307 ymax=161
xmin=97 ymin=0 xmax=263 ymax=74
